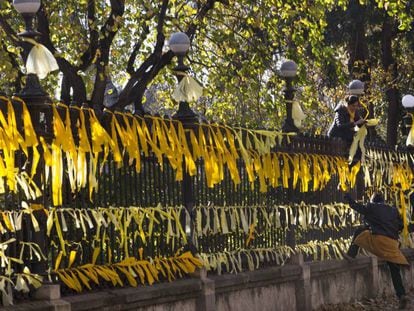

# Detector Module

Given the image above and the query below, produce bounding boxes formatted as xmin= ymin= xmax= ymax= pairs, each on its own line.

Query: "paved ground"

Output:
xmin=316 ymin=290 xmax=414 ymax=310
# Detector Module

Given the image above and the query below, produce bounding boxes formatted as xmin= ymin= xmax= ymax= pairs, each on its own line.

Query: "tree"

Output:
xmin=0 ymin=0 xmax=220 ymax=112
xmin=0 ymin=0 xmax=413 ymax=145
xmin=315 ymin=0 xmax=414 ymax=145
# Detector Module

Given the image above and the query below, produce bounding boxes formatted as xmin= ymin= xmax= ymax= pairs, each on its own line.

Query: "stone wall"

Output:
xmin=4 ymin=250 xmax=414 ymax=311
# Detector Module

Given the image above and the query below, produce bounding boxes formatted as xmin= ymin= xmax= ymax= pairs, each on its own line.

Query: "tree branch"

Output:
xmin=187 ymin=0 xmax=217 ymax=39
xmin=117 ymin=0 xmax=218 ymax=111
xmin=90 ymin=0 xmax=125 ymax=110
xmin=0 ymin=40 xmax=23 ymax=92
xmin=0 ymin=15 xmax=19 ymax=45
xmin=78 ymin=0 xmax=99 ymax=71
xmin=126 ymin=24 xmax=150 ymax=75
xmin=117 ymin=0 xmax=168 ymax=108
xmin=37 ymin=4 xmax=87 ymax=104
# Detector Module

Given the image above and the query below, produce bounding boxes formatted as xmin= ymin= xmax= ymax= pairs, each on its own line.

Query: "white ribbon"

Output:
xmin=0 ymin=276 xmax=14 ymax=305
xmin=15 ymin=275 xmax=29 ymax=293
xmin=348 ymin=119 xmax=378 ymax=164
xmin=172 ymin=72 xmax=203 ymax=102
xmin=292 ymin=101 xmax=306 ymax=128
xmin=406 ymin=114 xmax=414 ymax=146
xmin=23 ymin=38 xmax=59 ymax=79
xmin=349 ymin=125 xmax=367 ymax=164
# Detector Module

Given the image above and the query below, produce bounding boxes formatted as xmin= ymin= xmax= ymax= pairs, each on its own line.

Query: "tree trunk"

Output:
xmin=381 ymin=18 xmax=400 ymax=147
xmin=347 ymin=1 xmax=370 ymax=82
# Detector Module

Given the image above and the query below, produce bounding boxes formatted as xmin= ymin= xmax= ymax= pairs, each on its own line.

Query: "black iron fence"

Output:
xmin=0 ymin=96 xmax=412 ymax=303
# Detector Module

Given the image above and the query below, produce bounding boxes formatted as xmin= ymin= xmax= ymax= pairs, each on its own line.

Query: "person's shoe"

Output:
xmin=399 ymin=295 xmax=408 ymax=309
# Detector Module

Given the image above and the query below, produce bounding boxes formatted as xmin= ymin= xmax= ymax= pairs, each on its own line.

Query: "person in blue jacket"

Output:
xmin=344 ymin=192 xmax=409 ymax=309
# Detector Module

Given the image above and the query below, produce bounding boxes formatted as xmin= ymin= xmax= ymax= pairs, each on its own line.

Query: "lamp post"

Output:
xmin=168 ymin=32 xmax=198 ymax=254
xmin=169 ymin=32 xmax=197 ymax=122
xmin=402 ymin=95 xmax=414 ymax=175
xmin=13 ymin=0 xmax=48 ymax=99
xmin=348 ymin=79 xmax=364 ymax=96
xmin=401 ymin=94 xmax=414 ymax=141
xmin=279 ymin=60 xmax=299 ymax=253
xmin=13 ymin=0 xmax=49 ymax=276
xmin=279 ymin=60 xmax=299 ymax=133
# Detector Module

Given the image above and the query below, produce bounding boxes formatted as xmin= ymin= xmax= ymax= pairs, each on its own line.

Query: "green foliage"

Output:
xmin=0 ymin=0 xmax=413 ymax=144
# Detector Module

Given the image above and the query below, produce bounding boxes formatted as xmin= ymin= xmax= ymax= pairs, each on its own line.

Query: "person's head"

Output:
xmin=346 ymin=95 xmax=360 ymax=112
xmin=370 ymin=192 xmax=384 ymax=203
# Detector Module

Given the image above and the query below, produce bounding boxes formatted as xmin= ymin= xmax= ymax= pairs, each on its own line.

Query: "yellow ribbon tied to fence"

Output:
xmin=54 ymin=249 xmax=202 ymax=292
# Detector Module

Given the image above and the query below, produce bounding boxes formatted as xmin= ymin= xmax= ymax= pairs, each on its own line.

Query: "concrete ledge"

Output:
xmin=34 ymin=284 xmax=61 ymax=301
xmin=212 ymin=265 xmax=301 ymax=294
xmin=0 ymin=299 xmax=70 ymax=311
xmin=310 ymin=257 xmax=371 ymax=277
xmin=63 ymin=278 xmax=202 ymax=311
xmin=0 ymin=301 xmax=54 ymax=311
xmin=6 ymin=250 xmax=414 ymax=311
xmin=62 ymin=291 xmax=118 ymax=311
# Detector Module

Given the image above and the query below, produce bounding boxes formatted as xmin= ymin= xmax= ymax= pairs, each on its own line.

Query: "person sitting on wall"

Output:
xmin=327 ymin=95 xmax=366 ymax=163
xmin=343 ymin=192 xmax=409 ymax=309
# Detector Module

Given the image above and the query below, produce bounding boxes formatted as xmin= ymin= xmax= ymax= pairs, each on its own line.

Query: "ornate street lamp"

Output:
xmin=348 ymin=79 xmax=364 ymax=96
xmin=402 ymin=94 xmax=414 ymax=111
xmin=13 ymin=0 xmax=48 ymax=99
xmin=13 ymin=0 xmax=41 ymax=37
xmin=279 ymin=60 xmax=299 ymax=133
xmin=401 ymin=94 xmax=414 ymax=145
xmin=169 ymin=32 xmax=190 ymax=72
xmin=168 ymin=32 xmax=197 ymax=121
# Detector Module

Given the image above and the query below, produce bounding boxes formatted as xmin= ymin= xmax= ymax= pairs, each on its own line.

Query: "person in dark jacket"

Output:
xmin=327 ymin=95 xmax=366 ymax=143
xmin=344 ymin=192 xmax=409 ymax=309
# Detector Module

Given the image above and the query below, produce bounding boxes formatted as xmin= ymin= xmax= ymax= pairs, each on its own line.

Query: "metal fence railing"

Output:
xmin=0 ymin=96 xmax=412 ymax=304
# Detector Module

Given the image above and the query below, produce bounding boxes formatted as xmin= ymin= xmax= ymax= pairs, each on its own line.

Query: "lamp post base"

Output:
xmin=282 ymin=121 xmax=299 ymax=133
xmin=13 ymin=83 xmax=51 ymax=137
xmin=173 ymin=101 xmax=198 ymax=124
xmin=133 ymin=102 xmax=147 ymax=117
xmin=17 ymin=74 xmax=48 ymax=98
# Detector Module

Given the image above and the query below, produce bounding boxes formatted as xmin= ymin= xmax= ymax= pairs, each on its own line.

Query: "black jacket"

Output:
xmin=346 ymin=198 xmax=403 ymax=240
xmin=327 ymin=104 xmax=362 ymax=143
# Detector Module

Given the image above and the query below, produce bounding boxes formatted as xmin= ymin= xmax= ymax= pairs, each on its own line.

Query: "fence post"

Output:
xmin=368 ymin=256 xmax=379 ymax=298
xmin=285 ymin=137 xmax=296 ymax=253
xmin=290 ymin=254 xmax=312 ymax=311
xmin=173 ymin=99 xmax=198 ymax=253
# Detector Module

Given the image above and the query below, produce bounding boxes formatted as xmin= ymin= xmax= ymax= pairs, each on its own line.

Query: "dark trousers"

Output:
xmin=347 ymin=225 xmax=368 ymax=257
xmin=387 ymin=262 xmax=406 ymax=298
